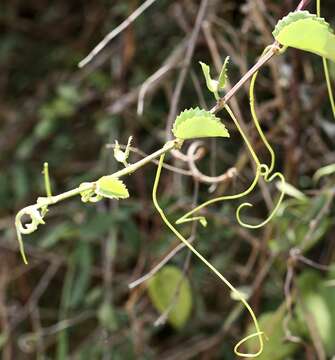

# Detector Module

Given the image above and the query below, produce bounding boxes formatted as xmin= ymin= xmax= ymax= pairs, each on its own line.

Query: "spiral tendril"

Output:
xmin=236 ymin=169 xmax=285 ymax=229
xmin=15 ymin=205 xmax=46 ymax=264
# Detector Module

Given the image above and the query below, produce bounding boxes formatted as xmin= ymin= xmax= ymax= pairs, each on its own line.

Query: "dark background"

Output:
xmin=1 ymin=1 xmax=335 ymax=359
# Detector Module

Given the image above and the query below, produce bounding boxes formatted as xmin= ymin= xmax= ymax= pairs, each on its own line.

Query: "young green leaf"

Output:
xmin=95 ymin=176 xmax=129 ymax=200
xmin=273 ymin=11 xmax=335 ymax=62
xmin=199 ymin=61 xmax=220 ymax=99
xmin=172 ymin=107 xmax=229 ymax=140
xmin=147 ymin=265 xmax=192 ymax=329
xmin=218 ymin=56 xmax=230 ymax=89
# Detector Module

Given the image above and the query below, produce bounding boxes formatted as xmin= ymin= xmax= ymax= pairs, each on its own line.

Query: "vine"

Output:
xmin=14 ymin=1 xmax=335 ymax=357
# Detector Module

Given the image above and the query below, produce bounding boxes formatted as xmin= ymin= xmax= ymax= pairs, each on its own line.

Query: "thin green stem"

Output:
xmin=236 ymin=171 xmax=286 ymax=229
xmin=152 ymin=153 xmax=264 ymax=358
xmin=176 ymin=167 xmax=261 ymax=225
xmin=43 ymin=162 xmax=53 ymax=198
xmin=15 ymin=139 xmax=181 ymax=264
xmin=317 ymin=0 xmax=335 ymax=119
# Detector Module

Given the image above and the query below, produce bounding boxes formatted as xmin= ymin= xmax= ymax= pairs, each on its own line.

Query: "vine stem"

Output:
xmin=152 ymin=153 xmax=264 ymax=358
xmin=15 ymin=139 xmax=182 ymax=264
xmin=210 ymin=47 xmax=279 ymax=114
xmin=40 ymin=140 xmax=180 ymax=209
xmin=209 ymin=0 xmax=310 ymax=116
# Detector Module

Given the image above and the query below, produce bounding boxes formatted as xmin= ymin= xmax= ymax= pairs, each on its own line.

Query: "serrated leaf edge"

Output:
xmin=95 ymin=176 xmax=129 ymax=200
xmin=273 ymin=10 xmax=333 ymax=38
xmin=172 ymin=108 xmax=229 ymax=139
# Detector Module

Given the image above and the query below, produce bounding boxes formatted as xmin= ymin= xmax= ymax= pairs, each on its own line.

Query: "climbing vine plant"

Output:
xmin=14 ymin=3 xmax=335 ymax=358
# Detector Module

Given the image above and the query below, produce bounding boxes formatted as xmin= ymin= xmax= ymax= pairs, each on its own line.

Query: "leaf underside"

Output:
xmin=273 ymin=11 xmax=335 ymax=62
xmin=95 ymin=176 xmax=129 ymax=199
xmin=172 ymin=107 xmax=229 ymax=140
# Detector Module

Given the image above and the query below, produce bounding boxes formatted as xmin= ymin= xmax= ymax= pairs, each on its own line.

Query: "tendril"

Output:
xmin=249 ymin=47 xmax=276 ymax=173
xmin=176 ymin=104 xmax=262 ymax=226
xmin=15 ymin=205 xmax=46 ymax=264
xmin=176 ymin=165 xmax=261 ymax=226
xmin=152 ymin=153 xmax=264 ymax=358
xmin=236 ymin=169 xmax=286 ymax=229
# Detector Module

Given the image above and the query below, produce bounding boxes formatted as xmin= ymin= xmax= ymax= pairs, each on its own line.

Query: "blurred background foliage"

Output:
xmin=1 ymin=0 xmax=335 ymax=359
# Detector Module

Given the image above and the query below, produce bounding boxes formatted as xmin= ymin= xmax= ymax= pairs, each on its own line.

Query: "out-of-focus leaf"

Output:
xmin=57 ymin=330 xmax=68 ymax=360
xmin=246 ymin=304 xmax=298 ymax=359
xmin=84 ymin=286 xmax=102 ymax=306
xmin=97 ymin=301 xmax=118 ymax=331
xmin=0 ymin=333 xmax=8 ymax=350
xmin=313 ymin=163 xmax=335 ymax=183
xmin=147 ymin=265 xmax=192 ymax=329
xmin=69 ymin=241 xmax=92 ymax=308
xmin=296 ymin=270 xmax=335 ymax=355
xmin=271 ymin=193 xmax=331 ymax=253
xmin=12 ymin=165 xmax=29 ymax=202
xmin=275 ymin=180 xmax=308 ymax=202
xmin=39 ymin=222 xmax=74 ymax=248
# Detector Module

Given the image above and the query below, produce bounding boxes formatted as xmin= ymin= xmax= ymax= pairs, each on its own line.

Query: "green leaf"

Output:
xmin=275 ymin=180 xmax=308 ymax=202
xmin=199 ymin=61 xmax=219 ymax=96
xmin=296 ymin=270 xmax=335 ymax=355
xmin=273 ymin=11 xmax=335 ymax=62
xmin=172 ymin=107 xmax=229 ymax=140
xmin=95 ymin=176 xmax=129 ymax=200
xmin=147 ymin=265 xmax=192 ymax=329
xmin=218 ymin=56 xmax=230 ymax=89
xmin=246 ymin=304 xmax=298 ymax=359
xmin=313 ymin=163 xmax=335 ymax=183
xmin=97 ymin=301 xmax=118 ymax=331
xmin=69 ymin=241 xmax=92 ymax=308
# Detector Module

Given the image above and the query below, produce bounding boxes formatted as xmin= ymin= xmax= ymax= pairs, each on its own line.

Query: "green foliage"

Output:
xmin=199 ymin=61 xmax=220 ymax=99
xmin=199 ymin=57 xmax=229 ymax=99
xmin=218 ymin=56 xmax=230 ymax=89
xmin=276 ymin=180 xmax=308 ymax=202
xmin=246 ymin=305 xmax=298 ymax=359
xmin=172 ymin=107 xmax=229 ymax=139
xmin=7 ymin=1 xmax=335 ymax=358
xmin=98 ymin=301 xmax=118 ymax=331
xmin=147 ymin=265 xmax=192 ymax=329
xmin=273 ymin=11 xmax=335 ymax=62
xmin=313 ymin=163 xmax=335 ymax=183
xmin=296 ymin=270 xmax=335 ymax=355
xmin=271 ymin=192 xmax=331 ymax=253
xmin=95 ymin=176 xmax=129 ymax=200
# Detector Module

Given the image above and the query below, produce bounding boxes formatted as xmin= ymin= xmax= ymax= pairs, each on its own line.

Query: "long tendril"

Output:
xmin=249 ymin=46 xmax=276 ymax=173
xmin=234 ymin=46 xmax=286 ymax=228
xmin=152 ymin=153 xmax=264 ymax=358
xmin=317 ymin=0 xmax=335 ymax=119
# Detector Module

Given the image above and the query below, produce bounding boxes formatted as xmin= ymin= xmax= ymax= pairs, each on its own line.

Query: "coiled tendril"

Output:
xmin=15 ymin=205 xmax=46 ymax=265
